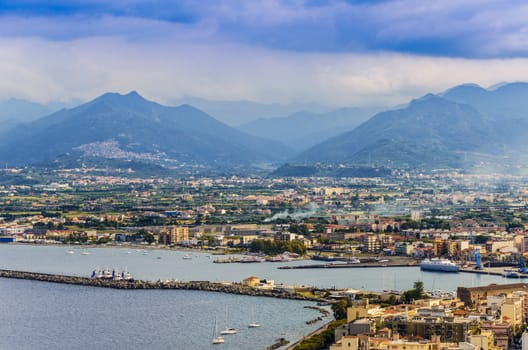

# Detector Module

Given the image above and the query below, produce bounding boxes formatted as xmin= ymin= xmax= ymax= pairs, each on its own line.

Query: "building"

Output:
xmin=480 ymin=321 xmax=512 ymax=350
xmin=501 ymin=296 xmax=523 ymax=326
xmin=157 ymin=226 xmax=189 ymax=245
xmin=242 ymin=276 xmax=260 ymax=287
xmin=384 ymin=316 xmax=475 ymax=343
xmin=457 ymin=283 xmax=528 ymax=306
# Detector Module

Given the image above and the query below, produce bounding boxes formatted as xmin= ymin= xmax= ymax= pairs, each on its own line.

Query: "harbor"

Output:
xmin=0 ymin=244 xmax=512 ymax=291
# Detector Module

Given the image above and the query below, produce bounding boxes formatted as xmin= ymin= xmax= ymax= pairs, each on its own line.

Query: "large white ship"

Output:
xmin=420 ymin=258 xmax=459 ymax=273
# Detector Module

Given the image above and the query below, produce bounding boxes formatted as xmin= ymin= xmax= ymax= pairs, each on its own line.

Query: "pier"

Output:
xmin=278 ymin=262 xmax=418 ymax=269
xmin=459 ymin=267 xmax=528 ymax=278
xmin=0 ymin=269 xmax=325 ymax=301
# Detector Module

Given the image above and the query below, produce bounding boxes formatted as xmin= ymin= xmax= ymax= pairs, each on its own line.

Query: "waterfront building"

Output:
xmin=457 ymin=283 xmax=528 ymax=306
xmin=157 ymin=226 xmax=189 ymax=245
xmin=242 ymin=276 xmax=260 ymax=287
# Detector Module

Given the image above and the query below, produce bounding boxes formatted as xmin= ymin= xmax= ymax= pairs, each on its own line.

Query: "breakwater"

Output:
xmin=278 ymin=262 xmax=417 ymax=269
xmin=0 ymin=269 xmax=324 ymax=301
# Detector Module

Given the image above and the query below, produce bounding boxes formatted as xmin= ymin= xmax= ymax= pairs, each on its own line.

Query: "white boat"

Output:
xmin=112 ymin=268 xmax=122 ymax=280
xmin=220 ymin=307 xmax=238 ymax=335
xmin=270 ymin=254 xmax=291 ymax=262
xmin=248 ymin=307 xmax=261 ymax=328
xmin=182 ymin=254 xmax=193 ymax=260
xmin=81 ymin=250 xmax=90 ymax=255
xmin=212 ymin=317 xmax=224 ymax=344
xmin=102 ymin=266 xmax=112 ymax=279
xmin=67 ymin=250 xmax=75 ymax=254
xmin=420 ymin=258 xmax=459 ymax=273
xmin=91 ymin=267 xmax=103 ymax=279
xmin=121 ymin=267 xmax=133 ymax=281
xmin=240 ymin=256 xmax=264 ymax=263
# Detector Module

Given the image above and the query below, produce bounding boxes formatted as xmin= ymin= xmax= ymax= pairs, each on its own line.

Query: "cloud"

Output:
xmin=3 ymin=1 xmax=528 ymax=58
xmin=3 ymin=35 xmax=528 ymax=108
xmin=2 ymin=1 xmax=528 ymax=109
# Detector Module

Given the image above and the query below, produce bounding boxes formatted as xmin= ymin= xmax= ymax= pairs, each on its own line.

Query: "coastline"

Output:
xmin=284 ymin=319 xmax=334 ymax=350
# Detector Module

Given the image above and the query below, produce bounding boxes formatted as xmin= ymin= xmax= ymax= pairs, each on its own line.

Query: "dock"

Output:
xmin=278 ymin=262 xmax=418 ymax=269
xmin=459 ymin=267 xmax=528 ymax=278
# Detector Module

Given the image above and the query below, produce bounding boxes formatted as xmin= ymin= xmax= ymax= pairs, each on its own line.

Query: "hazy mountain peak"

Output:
xmin=0 ymin=91 xmax=293 ymax=166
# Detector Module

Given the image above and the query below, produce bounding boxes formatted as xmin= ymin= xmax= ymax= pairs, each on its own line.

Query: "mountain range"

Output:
xmin=0 ymin=99 xmax=67 ymax=132
xmin=237 ymin=107 xmax=381 ymax=151
xmin=172 ymin=96 xmax=334 ymax=126
xmin=0 ymin=92 xmax=292 ymax=167
xmin=295 ymin=84 xmax=528 ymax=171
xmin=2 ymin=82 xmax=528 ymax=173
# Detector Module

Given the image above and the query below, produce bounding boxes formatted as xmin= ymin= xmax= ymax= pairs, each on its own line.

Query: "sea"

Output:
xmin=0 ymin=245 xmax=510 ymax=349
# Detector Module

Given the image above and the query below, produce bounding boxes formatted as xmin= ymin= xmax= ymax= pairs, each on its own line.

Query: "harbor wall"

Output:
xmin=0 ymin=269 xmax=324 ymax=301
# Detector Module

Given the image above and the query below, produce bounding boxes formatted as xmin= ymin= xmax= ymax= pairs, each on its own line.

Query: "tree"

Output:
xmin=402 ymin=280 xmax=425 ymax=303
xmin=413 ymin=281 xmax=424 ymax=295
xmin=331 ymin=298 xmax=351 ymax=320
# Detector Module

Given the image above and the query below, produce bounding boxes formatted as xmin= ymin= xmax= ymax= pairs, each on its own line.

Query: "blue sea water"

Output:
xmin=0 ymin=244 xmax=510 ymax=349
xmin=0 ymin=245 xmax=508 ymax=291
xmin=0 ymin=278 xmax=328 ymax=350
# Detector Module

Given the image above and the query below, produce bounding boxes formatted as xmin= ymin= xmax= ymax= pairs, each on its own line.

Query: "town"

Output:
xmin=3 ymin=167 xmax=528 ymax=348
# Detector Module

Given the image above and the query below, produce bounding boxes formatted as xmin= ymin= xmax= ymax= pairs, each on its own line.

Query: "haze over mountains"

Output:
xmin=173 ymin=96 xmax=334 ymax=126
xmin=0 ymin=92 xmax=292 ymax=167
xmin=238 ymin=107 xmax=381 ymax=151
xmin=0 ymin=99 xmax=67 ymax=132
xmin=2 ymin=82 xmax=528 ymax=173
xmin=296 ymin=83 xmax=528 ymax=171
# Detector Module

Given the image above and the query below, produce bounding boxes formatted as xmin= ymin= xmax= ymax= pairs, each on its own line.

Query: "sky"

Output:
xmin=2 ymin=0 xmax=528 ymax=108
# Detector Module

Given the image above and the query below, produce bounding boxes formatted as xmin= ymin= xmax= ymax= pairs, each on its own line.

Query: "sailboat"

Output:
xmin=220 ymin=306 xmax=238 ymax=335
xmin=248 ymin=307 xmax=260 ymax=328
xmin=212 ymin=317 xmax=224 ymax=344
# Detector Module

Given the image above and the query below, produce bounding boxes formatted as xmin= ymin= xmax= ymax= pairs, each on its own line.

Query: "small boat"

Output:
xmin=220 ymin=328 xmax=237 ymax=335
xmin=121 ymin=267 xmax=133 ymax=281
xmin=102 ymin=266 xmax=112 ymax=279
xmin=248 ymin=307 xmax=260 ymax=328
xmin=182 ymin=254 xmax=192 ymax=260
xmin=212 ymin=317 xmax=224 ymax=344
xmin=81 ymin=250 xmax=90 ymax=255
xmin=112 ymin=268 xmax=122 ymax=280
xmin=66 ymin=250 xmax=75 ymax=254
xmin=240 ymin=256 xmax=264 ymax=263
xmin=220 ymin=306 xmax=238 ymax=335
xmin=91 ymin=267 xmax=103 ymax=279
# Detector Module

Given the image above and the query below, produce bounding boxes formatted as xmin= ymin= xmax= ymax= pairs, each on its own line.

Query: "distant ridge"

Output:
xmin=293 ymin=94 xmax=512 ymax=169
xmin=0 ymin=91 xmax=293 ymax=166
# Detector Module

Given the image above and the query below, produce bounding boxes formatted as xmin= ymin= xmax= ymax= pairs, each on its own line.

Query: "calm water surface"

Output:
xmin=0 ymin=244 xmax=511 ymax=349
xmin=0 ymin=278 xmax=328 ymax=350
xmin=0 ymin=244 xmax=508 ymax=291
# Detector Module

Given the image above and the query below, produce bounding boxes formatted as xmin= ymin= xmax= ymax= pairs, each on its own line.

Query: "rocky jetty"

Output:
xmin=0 ymin=269 xmax=324 ymax=301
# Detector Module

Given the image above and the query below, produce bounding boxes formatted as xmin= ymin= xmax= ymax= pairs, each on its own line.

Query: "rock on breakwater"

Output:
xmin=0 ymin=269 xmax=324 ymax=301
